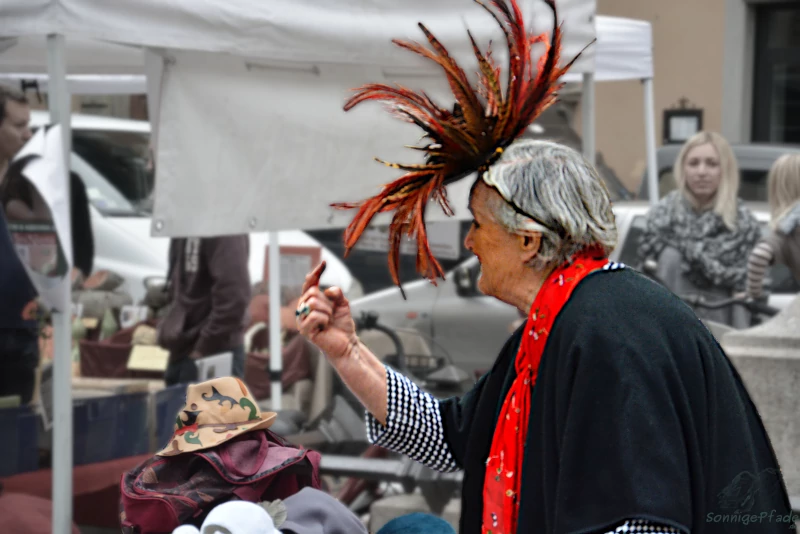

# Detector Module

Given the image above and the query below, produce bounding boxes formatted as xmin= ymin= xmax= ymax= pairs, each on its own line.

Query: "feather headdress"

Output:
xmin=332 ymin=0 xmax=590 ymax=296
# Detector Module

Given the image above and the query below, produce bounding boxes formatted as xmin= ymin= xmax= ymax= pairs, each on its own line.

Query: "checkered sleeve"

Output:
xmin=365 ymin=365 xmax=460 ymax=473
xmin=603 ymin=519 xmax=685 ymax=533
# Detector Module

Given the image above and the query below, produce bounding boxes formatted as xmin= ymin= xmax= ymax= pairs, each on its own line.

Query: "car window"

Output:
xmin=619 ymin=214 xmax=800 ymax=294
xmin=617 ymin=215 xmax=647 ymax=267
xmin=72 ymin=130 xmax=153 ymax=215
xmin=29 ymin=126 xmax=153 ymax=217
xmin=70 ymin=152 xmax=140 ymax=216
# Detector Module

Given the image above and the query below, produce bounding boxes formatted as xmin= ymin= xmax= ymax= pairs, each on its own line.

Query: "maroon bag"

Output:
xmin=120 ymin=430 xmax=320 ymax=534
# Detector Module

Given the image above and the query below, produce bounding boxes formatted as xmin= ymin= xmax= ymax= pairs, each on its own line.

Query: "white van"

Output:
xmin=28 ymin=111 xmax=363 ymax=303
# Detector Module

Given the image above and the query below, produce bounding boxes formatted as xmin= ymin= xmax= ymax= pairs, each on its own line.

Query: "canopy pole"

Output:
xmin=268 ymin=232 xmax=282 ymax=410
xmin=643 ymin=77 xmax=659 ymax=205
xmin=581 ymin=72 xmax=596 ymax=165
xmin=46 ymin=33 xmax=74 ymax=534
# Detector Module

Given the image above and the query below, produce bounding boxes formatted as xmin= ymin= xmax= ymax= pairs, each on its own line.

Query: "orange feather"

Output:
xmin=332 ymin=0 xmax=591 ymax=295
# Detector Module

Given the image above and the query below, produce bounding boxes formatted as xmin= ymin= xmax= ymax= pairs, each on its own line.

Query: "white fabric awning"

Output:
xmin=0 ymin=0 xmax=595 ymax=72
xmin=563 ymin=15 xmax=653 ymax=82
xmin=0 ymin=0 xmax=600 ymax=236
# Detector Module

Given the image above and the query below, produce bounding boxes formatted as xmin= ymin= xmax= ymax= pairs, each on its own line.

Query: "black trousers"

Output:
xmin=164 ymin=357 xmax=198 ymax=386
xmin=163 ymin=345 xmax=246 ymax=386
xmin=0 ymin=327 xmax=40 ymax=404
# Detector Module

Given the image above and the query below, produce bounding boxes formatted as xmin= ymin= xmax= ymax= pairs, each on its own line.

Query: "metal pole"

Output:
xmin=581 ymin=72 xmax=596 ymax=165
xmin=643 ymin=77 xmax=659 ymax=205
xmin=268 ymin=232 xmax=282 ymax=410
xmin=46 ymin=33 xmax=73 ymax=534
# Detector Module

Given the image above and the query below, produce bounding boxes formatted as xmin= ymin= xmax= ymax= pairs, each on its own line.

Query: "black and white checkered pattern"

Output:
xmin=604 ymin=519 xmax=683 ymax=533
xmin=367 ymin=369 xmax=683 ymax=533
xmin=366 ymin=366 xmax=460 ymax=472
xmin=366 ymin=261 xmax=681 ymax=533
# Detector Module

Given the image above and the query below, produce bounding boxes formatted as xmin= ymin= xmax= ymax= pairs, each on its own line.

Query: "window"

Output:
xmin=752 ymin=4 xmax=800 ymax=143
xmin=71 ymin=130 xmax=153 ymax=216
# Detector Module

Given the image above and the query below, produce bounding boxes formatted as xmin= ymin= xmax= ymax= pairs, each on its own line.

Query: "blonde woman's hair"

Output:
xmin=767 ymin=154 xmax=800 ymax=228
xmin=673 ymin=131 xmax=740 ymax=229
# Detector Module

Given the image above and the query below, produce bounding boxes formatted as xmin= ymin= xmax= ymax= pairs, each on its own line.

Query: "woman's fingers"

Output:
xmin=302 ymin=261 xmax=327 ymax=294
xmin=299 ymin=309 xmax=330 ymax=336
xmin=323 ymin=286 xmax=346 ymax=305
xmin=303 ymin=295 xmax=333 ymax=317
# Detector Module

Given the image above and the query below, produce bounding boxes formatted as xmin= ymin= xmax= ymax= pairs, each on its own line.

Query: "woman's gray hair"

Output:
xmin=480 ymin=139 xmax=617 ymax=270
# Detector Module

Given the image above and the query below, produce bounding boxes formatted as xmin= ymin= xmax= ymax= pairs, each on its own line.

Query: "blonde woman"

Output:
xmin=638 ymin=131 xmax=761 ymax=326
xmin=745 ymin=154 xmax=800 ymax=299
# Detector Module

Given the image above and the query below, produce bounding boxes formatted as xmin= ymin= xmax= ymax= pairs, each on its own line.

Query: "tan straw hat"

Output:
xmin=157 ymin=377 xmax=277 ymax=456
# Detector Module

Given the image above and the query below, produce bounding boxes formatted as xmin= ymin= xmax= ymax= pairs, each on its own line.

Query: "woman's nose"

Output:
xmin=464 ymin=227 xmax=474 ymax=252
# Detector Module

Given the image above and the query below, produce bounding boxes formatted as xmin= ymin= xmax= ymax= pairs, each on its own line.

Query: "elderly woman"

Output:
xmin=294 ymin=2 xmax=790 ymax=532
xmin=638 ymin=131 xmax=761 ymax=326
xmin=746 ymin=154 xmax=800 ymax=299
xmin=296 ymin=139 xmax=792 ymax=534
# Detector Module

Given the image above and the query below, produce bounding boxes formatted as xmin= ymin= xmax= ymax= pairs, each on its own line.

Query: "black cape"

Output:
xmin=440 ymin=268 xmax=793 ymax=533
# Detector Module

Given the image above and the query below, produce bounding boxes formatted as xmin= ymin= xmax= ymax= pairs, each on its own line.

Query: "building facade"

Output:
xmin=576 ymin=0 xmax=799 ymax=193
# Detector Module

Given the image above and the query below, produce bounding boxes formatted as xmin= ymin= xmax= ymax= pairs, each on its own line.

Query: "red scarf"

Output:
xmin=482 ymin=248 xmax=610 ymax=534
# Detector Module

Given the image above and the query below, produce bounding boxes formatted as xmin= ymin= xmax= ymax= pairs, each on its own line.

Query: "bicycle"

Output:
xmin=640 ymin=259 xmax=780 ymax=328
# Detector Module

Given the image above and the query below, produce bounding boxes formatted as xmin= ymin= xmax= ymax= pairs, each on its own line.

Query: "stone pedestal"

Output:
xmin=722 ymin=296 xmax=800 ymax=500
xmin=369 ymin=494 xmax=461 ymax=533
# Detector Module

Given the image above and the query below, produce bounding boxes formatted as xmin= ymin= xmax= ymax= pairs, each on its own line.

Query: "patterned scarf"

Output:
xmin=637 ymin=191 xmax=761 ymax=291
xmin=482 ymin=247 xmax=612 ymax=534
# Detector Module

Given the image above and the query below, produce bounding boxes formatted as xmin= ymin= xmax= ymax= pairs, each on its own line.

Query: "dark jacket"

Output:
xmin=0 ymin=207 xmax=37 ymax=330
xmin=443 ymin=268 xmax=792 ymax=533
xmin=157 ymin=236 xmax=251 ymax=361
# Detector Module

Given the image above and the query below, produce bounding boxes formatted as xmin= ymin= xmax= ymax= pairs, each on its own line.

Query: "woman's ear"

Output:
xmin=518 ymin=232 xmax=541 ymax=263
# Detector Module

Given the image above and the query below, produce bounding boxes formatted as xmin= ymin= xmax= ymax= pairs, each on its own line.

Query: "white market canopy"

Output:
xmin=0 ymin=0 xmax=601 ymax=237
xmin=0 ymin=9 xmax=655 ymax=237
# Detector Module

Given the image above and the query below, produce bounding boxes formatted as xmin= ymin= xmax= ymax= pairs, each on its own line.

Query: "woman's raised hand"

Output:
xmin=295 ymin=261 xmax=358 ymax=360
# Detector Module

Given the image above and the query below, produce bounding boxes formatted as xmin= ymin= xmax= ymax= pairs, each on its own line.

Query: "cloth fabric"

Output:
xmin=377 ymin=512 xmax=456 ymax=534
xmin=279 ymin=487 xmax=368 ymax=534
xmin=746 ymin=241 xmax=776 ymax=299
xmin=68 ymin=171 xmax=94 ymax=277
xmin=164 ymin=357 xmax=199 ymax=386
xmin=78 ymin=321 xmax=164 ymax=381
xmin=121 ymin=429 xmax=321 ymax=534
xmin=0 ymin=208 xmax=37 ymax=330
xmin=482 ymin=249 xmax=610 ymax=534
xmin=0 ymin=326 xmax=38 ymax=403
xmin=231 ymin=343 xmax=246 ymax=379
xmin=0 ymin=168 xmax=94 ymax=278
xmin=245 ymin=333 xmax=314 ymax=401
xmin=0 ymin=491 xmax=81 ymax=534
xmin=158 ymin=236 xmax=251 ymax=363
xmin=176 ymin=500 xmax=280 ymax=534
xmin=747 ymin=203 xmax=800 ymax=298
xmin=367 ymin=267 xmax=792 ymax=533
xmin=157 ymin=376 xmax=277 ymax=456
xmin=371 ymin=368 xmax=680 ymax=534
xmin=637 ymin=190 xmax=761 ymax=291
xmin=655 ymin=246 xmax=751 ymax=327
xmin=2 ymin=453 xmax=153 ymax=529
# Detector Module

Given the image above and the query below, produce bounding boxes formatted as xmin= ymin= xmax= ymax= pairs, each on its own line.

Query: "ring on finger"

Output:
xmin=295 ymin=301 xmax=311 ymax=319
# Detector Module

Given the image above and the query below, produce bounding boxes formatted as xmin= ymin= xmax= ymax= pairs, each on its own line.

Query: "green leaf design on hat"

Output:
xmin=184 ymin=431 xmax=202 ymax=445
xmin=239 ymin=397 xmax=259 ymax=421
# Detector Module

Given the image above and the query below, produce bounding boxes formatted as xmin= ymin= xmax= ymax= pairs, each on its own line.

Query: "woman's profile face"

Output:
xmin=464 ymin=182 xmax=526 ymax=302
xmin=683 ymin=142 xmax=722 ymax=205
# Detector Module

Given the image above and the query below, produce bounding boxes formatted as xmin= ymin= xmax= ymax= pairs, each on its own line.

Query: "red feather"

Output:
xmin=332 ymin=0 xmax=591 ymax=294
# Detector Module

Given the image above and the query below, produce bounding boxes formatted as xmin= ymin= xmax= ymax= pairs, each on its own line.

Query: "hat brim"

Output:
xmin=156 ymin=412 xmax=277 ymax=457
